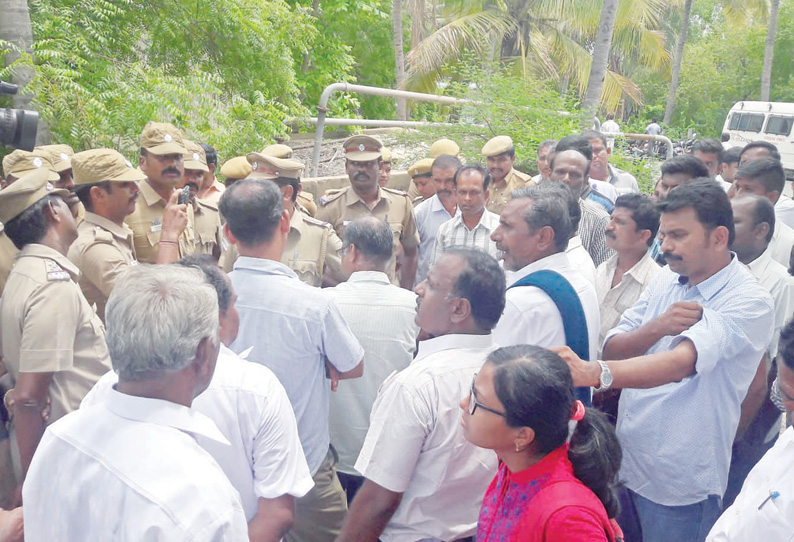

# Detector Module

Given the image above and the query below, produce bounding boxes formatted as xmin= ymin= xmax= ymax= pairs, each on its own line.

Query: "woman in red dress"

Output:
xmin=460 ymin=345 xmax=623 ymax=542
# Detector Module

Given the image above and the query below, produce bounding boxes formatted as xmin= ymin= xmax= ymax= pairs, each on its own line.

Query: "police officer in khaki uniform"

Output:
xmin=378 ymin=147 xmax=392 ymax=188
xmin=482 ymin=135 xmax=533 ymax=215
xmin=67 ymin=149 xmax=145 ymax=322
xmin=0 ymin=228 xmax=16 ymax=294
xmin=125 ymin=122 xmax=192 ymax=264
xmin=261 ymin=143 xmax=317 ymax=216
xmin=37 ymin=144 xmax=86 ymax=223
xmin=408 ymin=158 xmax=435 ymax=207
xmin=219 ymin=155 xmax=252 ymax=187
xmin=0 ymin=169 xmax=112 ymax=484
xmin=249 ymin=152 xmax=344 ymax=287
xmin=183 ymin=140 xmax=223 ymax=260
xmin=316 ymin=135 xmax=419 ymax=288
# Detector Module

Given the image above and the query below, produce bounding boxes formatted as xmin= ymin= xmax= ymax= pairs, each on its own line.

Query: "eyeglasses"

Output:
xmin=468 ymin=373 xmax=506 ymax=417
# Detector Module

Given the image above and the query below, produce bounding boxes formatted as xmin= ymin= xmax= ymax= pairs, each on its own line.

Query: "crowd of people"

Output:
xmin=0 ymin=122 xmax=792 ymax=542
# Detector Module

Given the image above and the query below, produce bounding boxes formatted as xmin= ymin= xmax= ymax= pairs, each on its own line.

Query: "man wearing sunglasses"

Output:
xmin=339 ymin=247 xmax=506 ymax=542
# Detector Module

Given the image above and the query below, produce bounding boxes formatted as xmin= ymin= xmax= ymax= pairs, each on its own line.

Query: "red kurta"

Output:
xmin=476 ymin=444 xmax=622 ymax=542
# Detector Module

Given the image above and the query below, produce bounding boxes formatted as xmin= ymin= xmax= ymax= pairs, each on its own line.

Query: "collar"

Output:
xmin=232 ymin=256 xmax=298 ymax=279
xmin=415 ymin=333 xmax=493 ymax=362
xmin=347 ymin=270 xmax=391 ymax=284
xmin=210 ymin=178 xmax=225 ymax=193
xmin=620 ymin=251 xmax=658 ymax=282
xmin=566 ymin=235 xmax=583 ymax=252
xmin=453 ymin=208 xmax=495 ymax=231
xmin=429 ymin=194 xmax=458 ymax=216
xmin=138 ymin=179 xmax=166 ymax=206
xmin=676 ymin=253 xmax=738 ymax=301
xmin=83 ymin=212 xmax=133 ymax=241
xmin=344 ymin=185 xmax=384 ymax=208
xmin=104 ymin=388 xmax=229 ymax=446
xmin=510 ymin=252 xmax=570 ymax=285
xmin=581 ymin=184 xmax=592 ymax=199
xmin=747 ymin=245 xmax=775 ymax=277
xmin=507 ymin=443 xmax=573 ymax=484
xmin=20 ymin=243 xmax=80 ymax=280
xmin=288 ymin=208 xmax=305 ymax=242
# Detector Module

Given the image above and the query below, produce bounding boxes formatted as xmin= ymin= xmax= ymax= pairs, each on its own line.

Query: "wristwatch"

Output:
xmin=596 ymin=360 xmax=613 ymax=391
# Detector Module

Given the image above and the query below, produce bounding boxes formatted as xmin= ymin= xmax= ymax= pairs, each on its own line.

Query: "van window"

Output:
xmin=739 ymin=113 xmax=765 ymax=132
xmin=765 ymin=116 xmax=793 ymax=136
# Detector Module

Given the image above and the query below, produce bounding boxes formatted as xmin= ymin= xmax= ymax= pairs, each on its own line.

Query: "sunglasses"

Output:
xmin=468 ymin=373 xmax=506 ymax=417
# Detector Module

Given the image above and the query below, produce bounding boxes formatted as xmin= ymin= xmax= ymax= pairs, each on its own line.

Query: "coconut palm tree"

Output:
xmin=582 ymin=0 xmax=620 ymax=122
xmin=761 ymin=0 xmax=780 ymax=101
xmin=662 ymin=0 xmax=692 ymax=125
xmin=404 ymin=0 xmax=670 ymax=112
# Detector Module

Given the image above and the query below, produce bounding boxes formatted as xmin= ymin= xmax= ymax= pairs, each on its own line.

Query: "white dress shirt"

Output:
xmin=326 ymin=271 xmax=419 ymax=474
xmin=81 ymin=345 xmax=315 ymax=520
xmin=775 ymin=196 xmax=794 ymax=230
xmin=747 ymin=247 xmax=794 ymax=360
xmin=230 ymin=257 xmax=365 ymax=474
xmin=707 ymin=426 xmax=794 ymax=541
xmin=595 ymin=251 xmax=660 ymax=354
xmin=715 ymin=175 xmax=733 ymax=192
xmin=770 ymin=221 xmax=794 ymax=267
xmin=495 ymin=252 xmax=600 ymax=362
xmin=590 ymin=178 xmax=620 ymax=203
xmin=414 ymin=194 xmax=458 ymax=285
xmin=430 ymin=209 xmax=501 ymax=267
xmin=355 ymin=333 xmax=498 ymax=542
xmin=24 ymin=389 xmax=248 ymax=541
xmin=565 ymin=235 xmax=597 ymax=286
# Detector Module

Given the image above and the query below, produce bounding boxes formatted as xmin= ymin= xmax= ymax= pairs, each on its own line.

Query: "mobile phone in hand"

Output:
xmin=178 ymin=186 xmax=191 ymax=205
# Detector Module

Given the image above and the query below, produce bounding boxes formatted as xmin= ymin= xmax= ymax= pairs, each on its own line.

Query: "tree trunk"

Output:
xmin=760 ymin=0 xmax=780 ymax=101
xmin=663 ymin=0 xmax=693 ymax=125
xmin=581 ymin=0 xmax=620 ymax=125
xmin=393 ymin=0 xmax=408 ymax=120
xmin=410 ymin=0 xmax=426 ymax=49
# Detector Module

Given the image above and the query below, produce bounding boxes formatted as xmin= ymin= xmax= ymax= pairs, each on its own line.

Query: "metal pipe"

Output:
xmin=311 ymin=82 xmax=473 ymax=175
xmin=304 ymin=117 xmax=455 ymax=128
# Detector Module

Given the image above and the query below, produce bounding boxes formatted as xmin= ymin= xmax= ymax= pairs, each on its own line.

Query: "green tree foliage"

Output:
xmin=1 ymin=0 xmax=317 ymax=159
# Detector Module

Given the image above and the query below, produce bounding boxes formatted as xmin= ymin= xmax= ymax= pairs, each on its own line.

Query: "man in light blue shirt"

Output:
xmin=219 ymin=178 xmax=365 ymax=542
xmin=414 ymin=154 xmax=461 ymax=285
xmin=557 ymin=180 xmax=774 ymax=542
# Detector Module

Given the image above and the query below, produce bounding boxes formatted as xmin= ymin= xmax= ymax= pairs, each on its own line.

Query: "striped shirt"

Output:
xmin=430 ymin=210 xmax=501 ymax=267
xmin=579 ymin=199 xmax=614 ymax=267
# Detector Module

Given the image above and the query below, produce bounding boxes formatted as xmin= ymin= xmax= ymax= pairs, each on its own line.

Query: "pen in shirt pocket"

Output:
xmin=758 ymin=490 xmax=780 ymax=510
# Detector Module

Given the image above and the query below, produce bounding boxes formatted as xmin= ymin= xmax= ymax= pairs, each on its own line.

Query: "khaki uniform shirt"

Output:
xmin=220 ymin=209 xmax=343 ymax=287
xmin=316 ymin=186 xmax=419 ymax=284
xmin=192 ymin=199 xmax=223 ymax=259
xmin=297 ymin=192 xmax=318 ymax=217
xmin=0 ymin=230 xmax=18 ymax=294
xmin=408 ymin=183 xmax=426 ymax=207
xmin=124 ymin=180 xmax=196 ymax=263
xmin=74 ymin=202 xmax=87 ymax=225
xmin=199 ymin=178 xmax=226 ymax=207
xmin=0 ymin=244 xmax=111 ymax=423
xmin=67 ymin=212 xmax=137 ymax=322
xmin=486 ymin=168 xmax=534 ymax=215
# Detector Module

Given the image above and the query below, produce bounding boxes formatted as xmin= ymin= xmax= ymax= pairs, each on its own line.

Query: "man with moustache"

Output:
xmin=317 ymin=135 xmax=419 ymax=289
xmin=125 ymin=122 xmax=192 ymax=264
xmin=182 ymin=140 xmax=223 ymax=260
xmin=531 ymin=140 xmax=556 ymax=184
xmin=482 ymin=135 xmax=533 ymax=215
xmin=558 ymin=180 xmax=775 ymax=542
xmin=414 ymin=154 xmax=462 ymax=285
xmin=583 ymin=130 xmax=639 ymax=195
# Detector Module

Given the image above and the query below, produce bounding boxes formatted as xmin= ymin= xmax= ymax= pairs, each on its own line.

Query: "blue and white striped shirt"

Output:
xmin=604 ymin=256 xmax=774 ymax=506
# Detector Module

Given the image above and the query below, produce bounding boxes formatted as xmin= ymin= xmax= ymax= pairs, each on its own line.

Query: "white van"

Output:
xmin=722 ymin=101 xmax=794 ymax=180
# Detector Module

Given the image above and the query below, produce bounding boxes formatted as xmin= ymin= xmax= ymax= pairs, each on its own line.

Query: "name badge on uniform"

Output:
xmin=343 ymin=221 xmax=352 ymax=226
xmin=45 ymin=260 xmax=70 ymax=282
xmin=150 ymin=219 xmax=162 ymax=233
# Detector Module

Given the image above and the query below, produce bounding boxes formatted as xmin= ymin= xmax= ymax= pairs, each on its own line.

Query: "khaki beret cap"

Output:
xmin=481 ymin=135 xmax=515 ymax=157
xmin=261 ymin=144 xmax=294 ymax=159
xmin=0 ymin=168 xmax=70 ymax=224
xmin=36 ymin=144 xmax=75 ymax=173
xmin=183 ymin=140 xmax=209 ymax=173
xmin=409 ymin=158 xmax=435 ymax=178
xmin=381 ymin=147 xmax=392 ymax=163
xmin=343 ymin=135 xmax=382 ymax=162
xmin=5 ymin=151 xmax=60 ymax=182
xmin=220 ymin=156 xmax=252 ymax=180
xmin=72 ymin=149 xmax=146 ymax=187
xmin=429 ymin=138 xmax=460 ymax=158
xmin=139 ymin=122 xmax=186 ymax=155
xmin=3 ymin=149 xmax=32 ymax=179
xmin=246 ymin=152 xmax=304 ymax=180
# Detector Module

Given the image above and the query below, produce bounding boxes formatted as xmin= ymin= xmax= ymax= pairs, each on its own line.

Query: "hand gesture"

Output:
xmin=161 ymin=190 xmax=188 ymax=241
xmin=653 ymin=301 xmax=703 ymax=337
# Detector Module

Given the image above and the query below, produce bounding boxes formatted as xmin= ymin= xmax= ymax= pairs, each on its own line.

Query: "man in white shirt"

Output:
xmin=339 ymin=247 xmax=505 ymax=542
xmin=413 ymin=155 xmax=461 ymax=284
xmin=220 ymin=179 xmax=365 ymax=542
xmin=23 ymin=264 xmax=248 ymax=541
xmin=693 ymin=138 xmax=724 ymax=180
xmin=491 ymin=182 xmax=600 ymax=363
xmin=731 ymin=158 xmax=794 ymax=267
xmin=724 ymin=195 xmax=794 ymax=508
xmin=738 ymin=141 xmax=794 ymax=221
xmin=431 ymin=165 xmax=500 ymax=266
xmin=82 ymin=255 xmax=315 ymax=541
xmin=717 ymin=147 xmax=742 ymax=191
xmin=584 ymin=130 xmax=639 ymax=195
xmin=602 ymin=113 xmax=620 ymax=135
xmin=327 ymin=217 xmax=420 ymax=502
xmin=707 ymin=319 xmax=794 ymax=541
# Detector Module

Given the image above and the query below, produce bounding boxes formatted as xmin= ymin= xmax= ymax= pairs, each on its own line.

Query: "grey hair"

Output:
xmin=105 ymin=264 xmax=219 ymax=381
xmin=512 ymin=183 xmax=575 ymax=251
xmin=343 ymin=216 xmax=393 ymax=265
